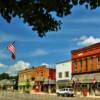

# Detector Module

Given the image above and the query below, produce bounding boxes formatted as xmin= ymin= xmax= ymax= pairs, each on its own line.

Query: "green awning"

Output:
xmin=18 ymin=82 xmax=30 ymax=86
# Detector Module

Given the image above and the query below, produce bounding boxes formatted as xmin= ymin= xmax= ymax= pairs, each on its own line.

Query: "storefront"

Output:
xmin=57 ymin=80 xmax=73 ymax=89
xmin=0 ymin=79 xmax=14 ymax=91
xmin=18 ymin=81 xmax=30 ymax=92
xmin=71 ymin=43 xmax=100 ymax=96
xmin=72 ymin=73 xmax=100 ymax=96
xmin=43 ymin=79 xmax=56 ymax=93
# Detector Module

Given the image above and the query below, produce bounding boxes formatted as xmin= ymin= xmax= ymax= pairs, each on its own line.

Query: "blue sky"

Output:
xmin=0 ymin=5 xmax=100 ymax=75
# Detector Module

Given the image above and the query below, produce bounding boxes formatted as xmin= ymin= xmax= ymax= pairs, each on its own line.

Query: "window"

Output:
xmin=59 ymin=72 xmax=62 ymax=78
xmin=74 ymin=62 xmax=77 ymax=72
xmin=39 ymin=72 xmax=43 ymax=77
xmin=66 ymin=89 xmax=68 ymax=91
xmin=97 ymin=56 xmax=100 ymax=62
xmin=85 ymin=58 xmax=88 ymax=71
xmin=79 ymin=59 xmax=82 ymax=72
xmin=98 ymin=84 xmax=100 ymax=88
xmin=41 ymin=72 xmax=43 ymax=76
xmin=65 ymin=71 xmax=69 ymax=77
xmin=97 ymin=56 xmax=100 ymax=70
xmin=91 ymin=57 xmax=94 ymax=71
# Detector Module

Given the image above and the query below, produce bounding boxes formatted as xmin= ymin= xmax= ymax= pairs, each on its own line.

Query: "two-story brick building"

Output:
xmin=18 ymin=65 xmax=56 ymax=93
xmin=33 ymin=65 xmax=56 ymax=93
xmin=18 ymin=67 xmax=35 ymax=92
xmin=71 ymin=42 xmax=100 ymax=96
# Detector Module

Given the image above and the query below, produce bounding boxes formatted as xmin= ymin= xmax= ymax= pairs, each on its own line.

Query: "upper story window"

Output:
xmin=41 ymin=72 xmax=43 ymax=77
xmin=97 ymin=56 xmax=100 ymax=70
xmin=65 ymin=71 xmax=69 ymax=77
xmin=97 ymin=56 xmax=100 ymax=62
xmin=91 ymin=56 xmax=94 ymax=71
xmin=39 ymin=72 xmax=43 ymax=77
xmin=58 ymin=72 xmax=62 ymax=78
xmin=85 ymin=58 xmax=88 ymax=71
xmin=79 ymin=59 xmax=82 ymax=72
xmin=74 ymin=61 xmax=77 ymax=73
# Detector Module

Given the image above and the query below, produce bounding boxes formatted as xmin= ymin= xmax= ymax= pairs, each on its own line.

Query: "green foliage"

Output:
xmin=0 ymin=73 xmax=18 ymax=89
xmin=0 ymin=73 xmax=9 ymax=80
xmin=0 ymin=0 xmax=100 ymax=37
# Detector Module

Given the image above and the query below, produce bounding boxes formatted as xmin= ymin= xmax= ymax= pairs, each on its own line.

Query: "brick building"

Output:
xmin=18 ymin=65 xmax=56 ymax=93
xmin=18 ymin=67 xmax=35 ymax=92
xmin=71 ymin=42 xmax=100 ymax=96
xmin=33 ymin=65 xmax=56 ymax=93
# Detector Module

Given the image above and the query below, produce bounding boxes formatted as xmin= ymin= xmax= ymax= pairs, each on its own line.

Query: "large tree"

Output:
xmin=0 ymin=0 xmax=100 ymax=37
xmin=0 ymin=73 xmax=9 ymax=80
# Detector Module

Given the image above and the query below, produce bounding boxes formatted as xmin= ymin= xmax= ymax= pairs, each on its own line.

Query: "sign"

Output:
xmin=78 ymin=53 xmax=83 ymax=56
xmin=92 ymin=76 xmax=96 ymax=84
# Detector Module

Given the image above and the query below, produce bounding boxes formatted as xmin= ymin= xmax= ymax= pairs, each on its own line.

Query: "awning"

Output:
xmin=18 ymin=81 xmax=30 ymax=86
xmin=57 ymin=80 xmax=73 ymax=85
xmin=73 ymin=73 xmax=100 ymax=83
xmin=43 ymin=79 xmax=56 ymax=85
xmin=0 ymin=79 xmax=13 ymax=86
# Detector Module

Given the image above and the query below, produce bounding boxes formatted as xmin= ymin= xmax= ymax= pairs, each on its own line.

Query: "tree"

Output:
xmin=0 ymin=73 xmax=18 ymax=89
xmin=0 ymin=0 xmax=100 ymax=37
xmin=0 ymin=73 xmax=9 ymax=80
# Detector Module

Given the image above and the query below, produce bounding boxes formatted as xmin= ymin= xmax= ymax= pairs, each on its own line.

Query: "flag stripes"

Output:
xmin=7 ymin=41 xmax=16 ymax=60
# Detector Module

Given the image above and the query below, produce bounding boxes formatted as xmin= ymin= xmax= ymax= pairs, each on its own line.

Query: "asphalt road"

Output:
xmin=0 ymin=92 xmax=100 ymax=100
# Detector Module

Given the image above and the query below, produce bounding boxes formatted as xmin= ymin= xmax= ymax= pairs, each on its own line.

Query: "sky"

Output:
xmin=0 ymin=5 xmax=100 ymax=75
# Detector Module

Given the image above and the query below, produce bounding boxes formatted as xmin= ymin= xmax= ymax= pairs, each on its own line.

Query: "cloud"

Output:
xmin=41 ymin=63 xmax=50 ymax=66
xmin=72 ymin=18 xmax=100 ymax=23
xmin=0 ymin=30 xmax=35 ymax=42
xmin=75 ymin=36 xmax=100 ymax=46
xmin=31 ymin=49 xmax=48 ymax=57
xmin=0 ymin=63 xmax=6 ymax=68
xmin=41 ymin=63 xmax=55 ymax=68
xmin=64 ymin=16 xmax=100 ymax=24
xmin=6 ymin=61 xmax=30 ymax=75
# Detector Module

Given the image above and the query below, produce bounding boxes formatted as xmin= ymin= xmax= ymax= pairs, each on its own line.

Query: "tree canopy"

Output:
xmin=0 ymin=73 xmax=9 ymax=80
xmin=0 ymin=0 xmax=100 ymax=37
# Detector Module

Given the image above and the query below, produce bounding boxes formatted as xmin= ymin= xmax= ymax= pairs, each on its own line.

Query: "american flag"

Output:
xmin=7 ymin=41 xmax=16 ymax=60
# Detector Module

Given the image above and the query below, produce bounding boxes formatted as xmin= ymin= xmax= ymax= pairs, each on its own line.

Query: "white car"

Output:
xmin=56 ymin=88 xmax=74 ymax=97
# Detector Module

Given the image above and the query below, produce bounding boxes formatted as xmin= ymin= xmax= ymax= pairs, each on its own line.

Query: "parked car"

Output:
xmin=56 ymin=88 xmax=74 ymax=97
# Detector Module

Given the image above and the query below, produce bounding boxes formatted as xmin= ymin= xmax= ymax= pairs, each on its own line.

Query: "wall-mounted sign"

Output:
xmin=78 ymin=53 xmax=83 ymax=56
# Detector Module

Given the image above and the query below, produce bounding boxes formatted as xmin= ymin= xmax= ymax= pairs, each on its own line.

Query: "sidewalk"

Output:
xmin=31 ymin=92 xmax=100 ymax=98
xmin=80 ymin=95 xmax=100 ymax=98
xmin=30 ymin=91 xmax=56 ymax=96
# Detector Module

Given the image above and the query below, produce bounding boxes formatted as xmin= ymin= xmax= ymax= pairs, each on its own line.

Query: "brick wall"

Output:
xmin=71 ymin=43 xmax=100 ymax=74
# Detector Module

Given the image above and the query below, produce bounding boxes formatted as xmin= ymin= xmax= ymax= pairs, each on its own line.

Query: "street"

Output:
xmin=0 ymin=93 xmax=100 ymax=100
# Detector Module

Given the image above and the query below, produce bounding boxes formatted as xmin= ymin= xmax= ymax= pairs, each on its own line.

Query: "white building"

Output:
xmin=56 ymin=60 xmax=72 ymax=89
